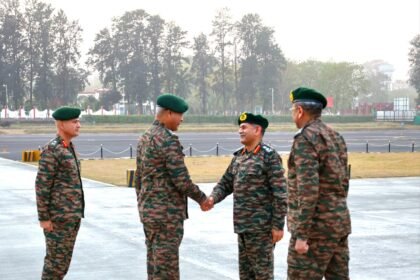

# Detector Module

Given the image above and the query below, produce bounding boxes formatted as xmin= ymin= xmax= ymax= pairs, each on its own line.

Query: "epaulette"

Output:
xmin=44 ymin=138 xmax=60 ymax=151
xmin=49 ymin=137 xmax=61 ymax=148
xmin=294 ymin=128 xmax=304 ymax=138
xmin=233 ymin=147 xmax=243 ymax=156
xmin=262 ymin=144 xmax=273 ymax=153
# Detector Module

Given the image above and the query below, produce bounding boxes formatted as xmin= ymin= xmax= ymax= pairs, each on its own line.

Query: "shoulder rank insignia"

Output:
xmin=262 ymin=145 xmax=272 ymax=153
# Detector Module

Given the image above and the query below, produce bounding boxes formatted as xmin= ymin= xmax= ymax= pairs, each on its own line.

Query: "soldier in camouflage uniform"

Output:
xmin=135 ymin=94 xmax=207 ymax=280
xmin=287 ymin=87 xmax=351 ymax=280
xmin=202 ymin=112 xmax=287 ymax=280
xmin=35 ymin=107 xmax=84 ymax=280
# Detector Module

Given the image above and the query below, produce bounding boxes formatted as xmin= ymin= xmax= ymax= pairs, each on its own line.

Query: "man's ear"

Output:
xmin=297 ymin=105 xmax=304 ymax=118
xmin=256 ymin=125 xmax=262 ymax=135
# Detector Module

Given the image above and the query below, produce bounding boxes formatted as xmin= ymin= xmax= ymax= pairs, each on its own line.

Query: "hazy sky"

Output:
xmin=44 ymin=0 xmax=420 ymax=81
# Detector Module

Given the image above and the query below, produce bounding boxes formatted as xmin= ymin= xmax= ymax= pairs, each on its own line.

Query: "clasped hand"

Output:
xmin=200 ymin=196 xmax=214 ymax=211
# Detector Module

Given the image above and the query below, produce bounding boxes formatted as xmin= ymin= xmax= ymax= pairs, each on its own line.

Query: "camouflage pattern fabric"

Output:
xmin=210 ymin=143 xmax=287 ymax=279
xmin=42 ymin=220 xmax=81 ymax=280
xmin=238 ymin=232 xmax=275 ymax=280
xmin=287 ymin=235 xmax=349 ymax=280
xmin=211 ymin=143 xmax=287 ymax=233
xmin=143 ymin=223 xmax=184 ymax=280
xmin=135 ymin=120 xmax=206 ymax=279
xmin=287 ymin=118 xmax=351 ymax=279
xmin=35 ymin=135 xmax=84 ymax=279
xmin=36 ymin=135 xmax=85 ymax=222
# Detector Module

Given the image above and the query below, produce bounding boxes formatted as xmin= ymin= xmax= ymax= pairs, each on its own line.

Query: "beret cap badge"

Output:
xmin=289 ymin=91 xmax=294 ymax=102
xmin=237 ymin=112 xmax=269 ymax=130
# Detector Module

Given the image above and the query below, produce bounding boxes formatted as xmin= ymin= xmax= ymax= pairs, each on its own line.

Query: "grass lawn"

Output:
xmin=76 ymin=152 xmax=420 ymax=187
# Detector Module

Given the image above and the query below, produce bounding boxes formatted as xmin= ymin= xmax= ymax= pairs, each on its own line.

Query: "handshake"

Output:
xmin=200 ymin=196 xmax=215 ymax=211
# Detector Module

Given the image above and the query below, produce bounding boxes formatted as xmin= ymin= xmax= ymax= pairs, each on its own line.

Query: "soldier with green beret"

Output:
xmin=289 ymin=86 xmax=327 ymax=109
xmin=52 ymin=107 xmax=82 ymax=121
xmin=156 ymin=93 xmax=189 ymax=113
xmin=135 ymin=94 xmax=207 ymax=279
xmin=202 ymin=112 xmax=287 ymax=280
xmin=35 ymin=106 xmax=84 ymax=279
xmin=287 ymin=87 xmax=351 ymax=279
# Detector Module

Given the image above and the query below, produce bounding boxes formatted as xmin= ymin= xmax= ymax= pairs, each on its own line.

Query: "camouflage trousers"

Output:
xmin=42 ymin=219 xmax=81 ymax=280
xmin=287 ymin=235 xmax=350 ymax=280
xmin=143 ymin=222 xmax=184 ymax=280
xmin=238 ymin=232 xmax=275 ymax=280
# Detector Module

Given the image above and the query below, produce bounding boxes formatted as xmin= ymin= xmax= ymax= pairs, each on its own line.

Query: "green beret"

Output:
xmin=157 ymin=94 xmax=188 ymax=113
xmin=289 ymin=87 xmax=327 ymax=109
xmin=52 ymin=107 xmax=81 ymax=121
xmin=237 ymin=112 xmax=269 ymax=130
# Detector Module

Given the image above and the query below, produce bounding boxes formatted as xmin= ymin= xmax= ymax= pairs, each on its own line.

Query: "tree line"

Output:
xmin=1 ymin=0 xmax=419 ymax=115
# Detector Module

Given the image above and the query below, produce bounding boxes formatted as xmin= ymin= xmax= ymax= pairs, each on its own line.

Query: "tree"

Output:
xmin=113 ymin=9 xmax=150 ymax=113
xmin=146 ymin=15 xmax=165 ymax=113
xmin=235 ymin=13 xmax=286 ymax=113
xmin=255 ymin=26 xmax=286 ymax=113
xmin=0 ymin=0 xmax=27 ymax=109
xmin=24 ymin=0 xmax=39 ymax=107
xmin=282 ymin=60 xmax=370 ymax=113
xmin=99 ymin=89 xmax=122 ymax=110
xmin=87 ymin=28 xmax=118 ymax=91
xmin=27 ymin=1 xmax=56 ymax=110
xmin=211 ymin=7 xmax=233 ymax=115
xmin=236 ymin=14 xmax=262 ymax=112
xmin=162 ymin=22 xmax=189 ymax=95
xmin=25 ymin=0 xmax=55 ymax=109
xmin=78 ymin=95 xmax=100 ymax=111
xmin=52 ymin=10 xmax=86 ymax=106
xmin=191 ymin=33 xmax=215 ymax=114
xmin=408 ymin=34 xmax=420 ymax=107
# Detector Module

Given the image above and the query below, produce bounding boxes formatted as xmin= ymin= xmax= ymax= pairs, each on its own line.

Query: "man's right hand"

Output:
xmin=40 ymin=220 xmax=54 ymax=232
xmin=201 ymin=196 xmax=215 ymax=211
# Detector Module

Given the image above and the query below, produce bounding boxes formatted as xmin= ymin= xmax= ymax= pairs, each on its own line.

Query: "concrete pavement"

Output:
xmin=0 ymin=157 xmax=419 ymax=279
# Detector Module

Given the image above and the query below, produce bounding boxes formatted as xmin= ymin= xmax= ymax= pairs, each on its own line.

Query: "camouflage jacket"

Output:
xmin=135 ymin=120 xmax=206 ymax=226
xmin=210 ymin=143 xmax=287 ymax=234
xmin=287 ymin=119 xmax=351 ymax=240
xmin=35 ymin=135 xmax=84 ymax=222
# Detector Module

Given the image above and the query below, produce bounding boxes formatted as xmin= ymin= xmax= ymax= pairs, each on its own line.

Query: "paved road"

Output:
xmin=0 ymin=157 xmax=419 ymax=279
xmin=0 ymin=129 xmax=419 ymax=160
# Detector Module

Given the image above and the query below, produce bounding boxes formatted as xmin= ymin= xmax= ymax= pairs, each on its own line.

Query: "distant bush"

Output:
xmin=0 ymin=121 xmax=11 ymax=127
xmin=81 ymin=115 xmax=154 ymax=124
xmin=80 ymin=114 xmax=375 ymax=124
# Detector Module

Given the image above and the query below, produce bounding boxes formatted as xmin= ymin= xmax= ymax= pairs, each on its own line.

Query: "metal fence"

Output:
xmin=73 ymin=141 xmax=418 ymax=159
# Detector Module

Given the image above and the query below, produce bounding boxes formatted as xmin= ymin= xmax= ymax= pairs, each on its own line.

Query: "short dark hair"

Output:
xmin=296 ymin=102 xmax=323 ymax=118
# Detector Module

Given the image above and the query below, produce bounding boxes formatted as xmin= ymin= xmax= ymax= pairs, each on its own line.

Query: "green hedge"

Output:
xmin=81 ymin=114 xmax=375 ymax=124
xmin=81 ymin=115 xmax=155 ymax=124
